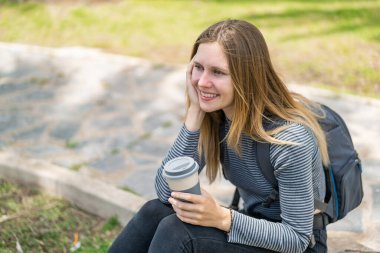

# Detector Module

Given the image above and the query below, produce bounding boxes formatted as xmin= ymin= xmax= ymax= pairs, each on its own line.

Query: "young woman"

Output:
xmin=108 ymin=19 xmax=329 ymax=253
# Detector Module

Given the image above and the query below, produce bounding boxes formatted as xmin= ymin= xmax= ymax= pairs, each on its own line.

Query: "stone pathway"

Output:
xmin=1 ymin=42 xmax=380 ymax=252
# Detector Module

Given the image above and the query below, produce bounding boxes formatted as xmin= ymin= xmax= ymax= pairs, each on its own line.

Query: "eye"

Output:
xmin=213 ymin=69 xmax=225 ymax=76
xmin=194 ymin=63 xmax=203 ymax=71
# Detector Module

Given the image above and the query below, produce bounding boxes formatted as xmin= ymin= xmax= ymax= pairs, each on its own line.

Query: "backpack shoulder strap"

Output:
xmin=255 ymin=141 xmax=279 ymax=208
xmin=255 ymin=141 xmax=277 ymax=188
xmin=255 ymin=116 xmax=283 ymax=189
xmin=230 ymin=140 xmax=278 ymax=210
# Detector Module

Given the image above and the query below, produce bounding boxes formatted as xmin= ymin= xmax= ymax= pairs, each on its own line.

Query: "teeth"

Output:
xmin=200 ymin=91 xmax=217 ymax=98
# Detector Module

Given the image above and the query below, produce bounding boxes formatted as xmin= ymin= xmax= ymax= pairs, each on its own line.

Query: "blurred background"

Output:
xmin=1 ymin=0 xmax=379 ymax=97
xmin=1 ymin=0 xmax=380 ymax=252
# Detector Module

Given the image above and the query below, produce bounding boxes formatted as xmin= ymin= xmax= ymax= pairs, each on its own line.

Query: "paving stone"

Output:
xmin=134 ymin=66 xmax=171 ymax=86
xmin=0 ymin=140 xmax=6 ymax=149
xmin=76 ymin=134 xmax=137 ymax=156
xmin=23 ymin=144 xmax=67 ymax=158
xmin=143 ymin=112 xmax=180 ymax=132
xmin=12 ymin=125 xmax=46 ymax=140
xmin=49 ymin=121 xmax=80 ymax=140
xmin=131 ymin=155 xmax=159 ymax=167
xmin=371 ymin=184 xmax=380 ymax=221
xmin=328 ymin=235 xmax=377 ymax=253
xmin=362 ymin=160 xmax=380 ymax=178
xmin=47 ymin=103 xmax=95 ymax=120
xmin=11 ymin=89 xmax=55 ymax=102
xmin=103 ymin=70 xmax=133 ymax=93
xmin=75 ymin=137 xmax=110 ymax=160
xmin=96 ymin=103 xmax=117 ymax=114
xmin=131 ymin=138 xmax=171 ymax=158
xmin=52 ymin=158 xmax=83 ymax=169
xmin=89 ymin=154 xmax=127 ymax=172
xmin=110 ymin=135 xmax=136 ymax=149
xmin=133 ymin=98 xmax=153 ymax=110
xmin=122 ymin=169 xmax=157 ymax=199
xmin=1 ymin=62 xmax=36 ymax=77
xmin=0 ymin=114 xmax=36 ymax=134
xmin=91 ymin=115 xmax=132 ymax=129
xmin=152 ymin=122 xmax=182 ymax=138
xmin=0 ymin=82 xmax=30 ymax=95
xmin=327 ymin=207 xmax=363 ymax=233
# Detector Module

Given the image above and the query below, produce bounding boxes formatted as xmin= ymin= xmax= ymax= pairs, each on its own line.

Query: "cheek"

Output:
xmin=191 ymin=69 xmax=201 ymax=82
xmin=221 ymin=81 xmax=234 ymax=98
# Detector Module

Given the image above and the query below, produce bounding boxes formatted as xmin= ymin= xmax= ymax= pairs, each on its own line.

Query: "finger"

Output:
xmin=169 ymin=197 xmax=197 ymax=212
xmin=168 ymin=197 xmax=191 ymax=209
xmin=172 ymin=205 xmax=202 ymax=220
xmin=172 ymin=202 xmax=202 ymax=225
xmin=176 ymin=213 xmax=201 ymax=225
xmin=172 ymin=192 xmax=203 ymax=203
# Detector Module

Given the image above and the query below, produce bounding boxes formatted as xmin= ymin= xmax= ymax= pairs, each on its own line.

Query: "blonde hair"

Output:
xmin=187 ymin=20 xmax=329 ymax=182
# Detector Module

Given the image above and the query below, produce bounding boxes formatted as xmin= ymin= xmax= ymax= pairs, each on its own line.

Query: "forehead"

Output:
xmin=194 ymin=42 xmax=228 ymax=69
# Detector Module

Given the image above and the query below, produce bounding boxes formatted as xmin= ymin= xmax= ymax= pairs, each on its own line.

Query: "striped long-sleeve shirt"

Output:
xmin=155 ymin=118 xmax=326 ymax=253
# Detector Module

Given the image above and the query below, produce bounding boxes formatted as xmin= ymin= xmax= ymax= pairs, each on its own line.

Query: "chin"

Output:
xmin=200 ymin=106 xmax=220 ymax=113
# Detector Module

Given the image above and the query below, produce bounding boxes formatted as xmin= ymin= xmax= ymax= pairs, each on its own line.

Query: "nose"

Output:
xmin=197 ymin=71 xmax=212 ymax=88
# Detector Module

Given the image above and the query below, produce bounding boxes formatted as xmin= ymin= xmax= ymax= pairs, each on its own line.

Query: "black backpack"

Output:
xmin=226 ymin=103 xmax=364 ymax=225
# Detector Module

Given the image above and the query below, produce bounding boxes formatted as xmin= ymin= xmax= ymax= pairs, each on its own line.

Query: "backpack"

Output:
xmin=226 ymin=103 xmax=364 ymax=225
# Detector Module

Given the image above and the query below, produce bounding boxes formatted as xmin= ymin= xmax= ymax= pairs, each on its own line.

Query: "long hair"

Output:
xmin=187 ymin=20 xmax=329 ymax=182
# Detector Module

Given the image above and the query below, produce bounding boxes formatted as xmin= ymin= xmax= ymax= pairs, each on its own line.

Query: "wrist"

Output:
xmin=185 ymin=106 xmax=205 ymax=132
xmin=219 ymin=206 xmax=232 ymax=233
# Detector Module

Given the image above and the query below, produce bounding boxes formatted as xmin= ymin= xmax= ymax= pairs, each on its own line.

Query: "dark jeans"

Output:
xmin=107 ymin=199 xmax=327 ymax=253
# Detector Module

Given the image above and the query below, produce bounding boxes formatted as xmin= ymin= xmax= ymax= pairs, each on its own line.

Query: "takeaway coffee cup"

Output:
xmin=162 ymin=156 xmax=201 ymax=195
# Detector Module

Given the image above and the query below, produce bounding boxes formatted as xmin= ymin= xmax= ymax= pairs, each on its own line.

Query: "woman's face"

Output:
xmin=192 ymin=42 xmax=235 ymax=119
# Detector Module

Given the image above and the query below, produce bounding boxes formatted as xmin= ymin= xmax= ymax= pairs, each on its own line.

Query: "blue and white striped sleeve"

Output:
xmin=155 ymin=124 xmax=205 ymax=203
xmin=228 ymin=124 xmax=316 ymax=253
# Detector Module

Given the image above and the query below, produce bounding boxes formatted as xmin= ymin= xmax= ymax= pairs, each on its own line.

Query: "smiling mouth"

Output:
xmin=200 ymin=91 xmax=219 ymax=98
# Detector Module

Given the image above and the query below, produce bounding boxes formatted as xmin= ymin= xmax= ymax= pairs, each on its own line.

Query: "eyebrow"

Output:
xmin=194 ymin=61 xmax=229 ymax=73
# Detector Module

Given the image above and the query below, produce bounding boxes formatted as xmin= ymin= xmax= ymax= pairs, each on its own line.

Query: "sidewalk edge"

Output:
xmin=0 ymin=151 xmax=146 ymax=226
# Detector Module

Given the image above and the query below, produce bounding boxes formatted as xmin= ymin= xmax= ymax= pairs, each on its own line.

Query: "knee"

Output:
xmin=139 ymin=199 xmax=163 ymax=214
xmin=156 ymin=215 xmax=188 ymax=239
xmin=158 ymin=215 xmax=181 ymax=229
xmin=149 ymin=215 xmax=191 ymax=252
xmin=135 ymin=199 xmax=170 ymax=221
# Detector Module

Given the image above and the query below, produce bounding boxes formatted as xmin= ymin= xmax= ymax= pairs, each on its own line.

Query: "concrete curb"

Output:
xmin=0 ymin=151 xmax=146 ymax=226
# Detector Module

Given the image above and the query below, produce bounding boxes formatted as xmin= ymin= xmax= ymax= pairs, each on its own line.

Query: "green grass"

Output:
xmin=65 ymin=139 xmax=78 ymax=149
xmin=0 ymin=0 xmax=379 ymax=97
xmin=0 ymin=178 xmax=121 ymax=253
xmin=120 ymin=185 xmax=140 ymax=196
xmin=70 ymin=162 xmax=85 ymax=172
